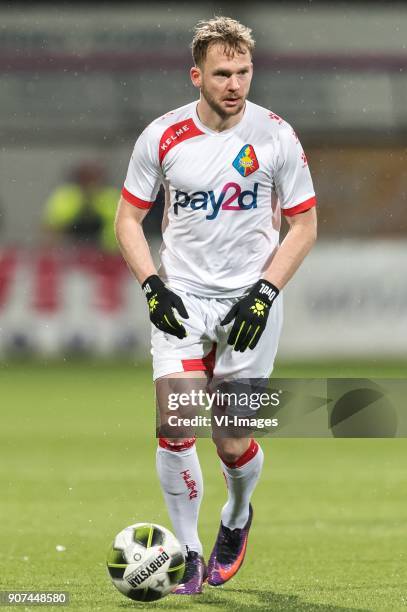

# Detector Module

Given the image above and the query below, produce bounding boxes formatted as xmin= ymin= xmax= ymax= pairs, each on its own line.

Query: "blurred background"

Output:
xmin=2 ymin=7 xmax=406 ymax=609
xmin=0 ymin=1 xmax=406 ymax=365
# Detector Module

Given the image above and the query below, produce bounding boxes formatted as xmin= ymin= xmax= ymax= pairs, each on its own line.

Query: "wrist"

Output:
xmin=253 ymin=278 xmax=280 ymax=305
xmin=142 ymin=274 xmax=164 ymax=298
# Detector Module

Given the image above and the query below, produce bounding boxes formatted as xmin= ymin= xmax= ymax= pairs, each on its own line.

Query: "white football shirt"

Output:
xmin=122 ymin=100 xmax=316 ymax=297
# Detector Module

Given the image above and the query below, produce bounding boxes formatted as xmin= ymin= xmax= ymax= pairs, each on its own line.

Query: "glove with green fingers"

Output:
xmin=142 ymin=275 xmax=189 ymax=339
xmin=221 ymin=279 xmax=279 ymax=352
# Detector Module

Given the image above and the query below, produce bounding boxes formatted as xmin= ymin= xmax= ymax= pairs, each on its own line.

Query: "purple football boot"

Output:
xmin=172 ymin=549 xmax=207 ymax=595
xmin=207 ymin=504 xmax=253 ymax=586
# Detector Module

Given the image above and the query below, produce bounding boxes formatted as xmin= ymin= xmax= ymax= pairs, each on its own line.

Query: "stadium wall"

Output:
xmin=0 ymin=242 xmax=405 ymax=360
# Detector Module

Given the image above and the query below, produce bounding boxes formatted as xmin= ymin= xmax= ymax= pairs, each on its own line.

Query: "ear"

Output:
xmin=190 ymin=66 xmax=202 ymax=89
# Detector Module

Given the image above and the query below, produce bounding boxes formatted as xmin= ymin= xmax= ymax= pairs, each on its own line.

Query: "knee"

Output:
xmin=212 ymin=437 xmax=251 ymax=465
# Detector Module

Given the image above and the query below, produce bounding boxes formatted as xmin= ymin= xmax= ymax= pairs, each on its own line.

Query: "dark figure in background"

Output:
xmin=43 ymin=162 xmax=120 ymax=252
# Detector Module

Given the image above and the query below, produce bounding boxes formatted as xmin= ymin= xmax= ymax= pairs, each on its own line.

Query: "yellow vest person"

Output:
xmin=44 ymin=163 xmax=120 ymax=252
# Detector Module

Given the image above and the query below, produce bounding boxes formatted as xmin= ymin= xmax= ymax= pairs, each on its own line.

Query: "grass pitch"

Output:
xmin=0 ymin=360 xmax=406 ymax=611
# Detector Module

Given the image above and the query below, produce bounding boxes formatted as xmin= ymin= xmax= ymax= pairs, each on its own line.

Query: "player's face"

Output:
xmin=192 ymin=44 xmax=253 ymax=119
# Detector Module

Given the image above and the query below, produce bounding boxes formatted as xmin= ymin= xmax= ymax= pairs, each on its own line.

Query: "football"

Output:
xmin=106 ymin=523 xmax=185 ymax=602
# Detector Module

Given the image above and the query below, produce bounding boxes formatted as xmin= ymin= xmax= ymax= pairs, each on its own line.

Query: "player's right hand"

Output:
xmin=142 ymin=275 xmax=189 ymax=339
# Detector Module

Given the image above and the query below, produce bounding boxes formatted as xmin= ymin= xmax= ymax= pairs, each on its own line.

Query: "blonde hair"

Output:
xmin=191 ymin=16 xmax=255 ymax=67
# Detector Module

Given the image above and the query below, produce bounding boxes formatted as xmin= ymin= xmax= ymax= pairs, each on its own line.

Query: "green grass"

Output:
xmin=0 ymin=361 xmax=406 ymax=611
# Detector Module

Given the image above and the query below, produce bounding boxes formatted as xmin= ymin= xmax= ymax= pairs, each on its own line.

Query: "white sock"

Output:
xmin=156 ymin=441 xmax=203 ymax=556
xmin=220 ymin=440 xmax=264 ymax=530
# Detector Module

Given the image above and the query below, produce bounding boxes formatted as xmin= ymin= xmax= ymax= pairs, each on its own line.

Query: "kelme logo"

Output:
xmin=232 ymin=144 xmax=259 ymax=177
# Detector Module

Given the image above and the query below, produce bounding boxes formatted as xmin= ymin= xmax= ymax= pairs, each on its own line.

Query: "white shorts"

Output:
xmin=151 ymin=289 xmax=283 ymax=381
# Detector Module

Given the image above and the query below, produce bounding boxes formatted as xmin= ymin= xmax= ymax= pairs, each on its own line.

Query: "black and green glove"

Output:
xmin=221 ymin=279 xmax=279 ymax=352
xmin=142 ymin=275 xmax=189 ymax=339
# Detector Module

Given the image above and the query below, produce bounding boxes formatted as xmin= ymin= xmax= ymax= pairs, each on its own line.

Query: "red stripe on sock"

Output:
xmin=219 ymin=438 xmax=259 ymax=469
xmin=159 ymin=437 xmax=196 ymax=452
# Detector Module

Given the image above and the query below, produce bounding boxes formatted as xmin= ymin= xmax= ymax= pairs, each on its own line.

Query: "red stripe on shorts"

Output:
xmin=181 ymin=343 xmax=216 ymax=376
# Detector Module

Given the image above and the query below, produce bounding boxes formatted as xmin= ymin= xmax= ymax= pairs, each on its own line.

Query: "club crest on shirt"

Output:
xmin=232 ymin=144 xmax=259 ymax=177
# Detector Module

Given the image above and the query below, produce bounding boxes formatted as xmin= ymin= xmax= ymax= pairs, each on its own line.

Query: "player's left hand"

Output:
xmin=220 ymin=279 xmax=280 ymax=352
